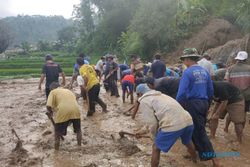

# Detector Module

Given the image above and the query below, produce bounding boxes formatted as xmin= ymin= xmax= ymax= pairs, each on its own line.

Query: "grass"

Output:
xmin=0 ymin=51 xmax=92 ymax=79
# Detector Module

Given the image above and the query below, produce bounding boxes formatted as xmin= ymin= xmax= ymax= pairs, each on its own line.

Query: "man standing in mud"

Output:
xmin=104 ymin=55 xmax=119 ymax=97
xmin=38 ymin=54 xmax=65 ymax=99
xmin=225 ymin=51 xmax=250 ymax=114
xmin=77 ymin=58 xmax=107 ymax=116
xmin=209 ymin=81 xmax=245 ymax=143
xmin=151 ymin=54 xmax=166 ymax=79
xmin=176 ymin=48 xmax=221 ymax=167
xmin=132 ymin=84 xmax=197 ymax=167
xmin=46 ymin=82 xmax=81 ymax=150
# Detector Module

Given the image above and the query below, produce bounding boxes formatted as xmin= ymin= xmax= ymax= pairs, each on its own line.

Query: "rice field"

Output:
xmin=0 ymin=51 xmax=81 ymax=79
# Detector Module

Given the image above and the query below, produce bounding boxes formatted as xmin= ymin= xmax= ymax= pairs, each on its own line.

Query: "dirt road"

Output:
xmin=0 ymin=78 xmax=249 ymax=167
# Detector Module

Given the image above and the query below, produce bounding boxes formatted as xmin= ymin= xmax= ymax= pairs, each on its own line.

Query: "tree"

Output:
xmin=57 ymin=26 xmax=76 ymax=43
xmin=20 ymin=42 xmax=31 ymax=54
xmin=74 ymin=0 xmax=139 ymax=55
xmin=37 ymin=40 xmax=51 ymax=51
xmin=2 ymin=15 xmax=73 ymax=46
xmin=129 ymin=0 xmax=178 ymax=58
xmin=0 ymin=20 xmax=12 ymax=53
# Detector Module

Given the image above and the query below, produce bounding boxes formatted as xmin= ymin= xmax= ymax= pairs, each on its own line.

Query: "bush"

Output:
xmin=118 ymin=31 xmax=144 ymax=62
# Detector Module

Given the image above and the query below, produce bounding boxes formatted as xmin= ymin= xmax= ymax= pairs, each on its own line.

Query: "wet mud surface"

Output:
xmin=0 ymin=78 xmax=250 ymax=167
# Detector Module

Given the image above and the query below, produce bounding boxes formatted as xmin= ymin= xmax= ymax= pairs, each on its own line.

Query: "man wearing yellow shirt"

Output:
xmin=46 ymin=82 xmax=82 ymax=150
xmin=77 ymin=58 xmax=107 ymax=116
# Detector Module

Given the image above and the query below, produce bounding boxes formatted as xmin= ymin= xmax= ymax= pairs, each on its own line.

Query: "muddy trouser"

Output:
xmin=45 ymin=87 xmax=51 ymax=99
xmin=245 ymin=100 xmax=250 ymax=112
xmin=108 ymin=76 xmax=119 ymax=96
xmin=88 ymin=84 xmax=106 ymax=114
xmin=185 ymin=99 xmax=215 ymax=160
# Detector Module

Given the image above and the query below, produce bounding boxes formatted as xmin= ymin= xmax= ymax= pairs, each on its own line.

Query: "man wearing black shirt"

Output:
xmin=151 ymin=54 xmax=166 ymax=79
xmin=104 ymin=55 xmax=119 ymax=97
xmin=209 ymin=81 xmax=245 ymax=143
xmin=38 ymin=54 xmax=66 ymax=99
xmin=146 ymin=77 xmax=180 ymax=99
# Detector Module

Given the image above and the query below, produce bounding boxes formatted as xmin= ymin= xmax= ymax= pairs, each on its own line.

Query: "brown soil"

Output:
xmin=165 ymin=18 xmax=243 ymax=64
xmin=0 ymin=78 xmax=250 ymax=167
xmin=207 ymin=34 xmax=250 ymax=65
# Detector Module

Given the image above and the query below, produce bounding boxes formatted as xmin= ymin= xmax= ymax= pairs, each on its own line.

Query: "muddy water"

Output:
xmin=0 ymin=78 xmax=250 ymax=167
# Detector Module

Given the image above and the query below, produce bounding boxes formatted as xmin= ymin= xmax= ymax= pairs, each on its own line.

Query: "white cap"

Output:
xmin=235 ymin=51 xmax=248 ymax=60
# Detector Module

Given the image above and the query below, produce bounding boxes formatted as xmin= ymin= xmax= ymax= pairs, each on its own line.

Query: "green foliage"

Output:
xmin=37 ymin=40 xmax=52 ymax=51
xmin=235 ymin=0 xmax=250 ymax=33
xmin=2 ymin=15 xmax=73 ymax=46
xmin=20 ymin=42 xmax=31 ymax=54
xmin=73 ymin=0 xmax=213 ymax=60
xmin=74 ymin=0 xmax=250 ymax=61
xmin=0 ymin=20 xmax=12 ymax=53
xmin=74 ymin=0 xmax=139 ymax=56
xmin=0 ymin=50 xmax=102 ymax=79
xmin=197 ymin=0 xmax=250 ymax=33
xmin=118 ymin=31 xmax=144 ymax=61
xmin=0 ymin=51 xmax=76 ymax=79
xmin=57 ymin=26 xmax=76 ymax=43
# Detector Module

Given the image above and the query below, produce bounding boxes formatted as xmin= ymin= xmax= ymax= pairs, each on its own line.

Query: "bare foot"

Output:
xmin=183 ymin=155 xmax=197 ymax=163
xmin=212 ymin=158 xmax=223 ymax=167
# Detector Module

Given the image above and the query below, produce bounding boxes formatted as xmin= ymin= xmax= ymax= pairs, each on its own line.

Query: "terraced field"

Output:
xmin=0 ymin=51 xmax=98 ymax=79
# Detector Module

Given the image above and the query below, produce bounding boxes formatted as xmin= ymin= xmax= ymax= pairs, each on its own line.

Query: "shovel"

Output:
xmin=119 ymin=131 xmax=151 ymax=139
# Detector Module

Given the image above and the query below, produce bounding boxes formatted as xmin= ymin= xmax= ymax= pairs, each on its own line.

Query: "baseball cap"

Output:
xmin=136 ymin=84 xmax=151 ymax=95
xmin=235 ymin=51 xmax=248 ymax=60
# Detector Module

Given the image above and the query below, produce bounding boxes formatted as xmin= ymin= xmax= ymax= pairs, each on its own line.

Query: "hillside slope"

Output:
xmin=2 ymin=15 xmax=73 ymax=46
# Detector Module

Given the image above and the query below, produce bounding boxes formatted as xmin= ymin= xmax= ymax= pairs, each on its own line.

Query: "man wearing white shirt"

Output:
xmin=198 ymin=52 xmax=215 ymax=77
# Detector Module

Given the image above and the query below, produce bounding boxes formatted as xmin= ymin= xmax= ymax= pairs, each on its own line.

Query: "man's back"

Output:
xmin=42 ymin=61 xmax=62 ymax=87
xmin=47 ymin=88 xmax=80 ymax=123
xmin=96 ymin=60 xmax=104 ymax=71
xmin=151 ymin=60 xmax=166 ymax=79
xmin=79 ymin=64 xmax=99 ymax=91
xmin=198 ymin=58 xmax=214 ymax=76
xmin=213 ymin=81 xmax=243 ymax=104
xmin=155 ymin=77 xmax=180 ymax=98
xmin=138 ymin=90 xmax=193 ymax=132
xmin=176 ymin=65 xmax=213 ymax=102
xmin=225 ymin=62 xmax=250 ymax=90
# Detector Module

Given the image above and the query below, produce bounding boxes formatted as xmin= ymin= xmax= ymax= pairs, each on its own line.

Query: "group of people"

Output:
xmin=38 ymin=48 xmax=250 ymax=167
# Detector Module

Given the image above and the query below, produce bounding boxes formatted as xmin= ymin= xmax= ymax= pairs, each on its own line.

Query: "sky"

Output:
xmin=0 ymin=0 xmax=81 ymax=19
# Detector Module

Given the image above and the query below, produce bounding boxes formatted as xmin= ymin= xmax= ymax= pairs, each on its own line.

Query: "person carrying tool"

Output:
xmin=132 ymin=84 xmax=197 ymax=167
xmin=77 ymin=58 xmax=107 ymax=116
xmin=46 ymin=82 xmax=82 ymax=150
xmin=104 ymin=55 xmax=120 ymax=97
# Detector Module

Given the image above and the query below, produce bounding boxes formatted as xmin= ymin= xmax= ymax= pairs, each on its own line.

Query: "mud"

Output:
xmin=0 ymin=78 xmax=250 ymax=167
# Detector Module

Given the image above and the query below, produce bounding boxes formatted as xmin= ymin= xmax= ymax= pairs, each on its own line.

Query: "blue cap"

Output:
xmin=136 ymin=84 xmax=151 ymax=95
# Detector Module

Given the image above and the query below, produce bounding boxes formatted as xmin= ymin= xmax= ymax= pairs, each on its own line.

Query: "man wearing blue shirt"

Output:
xmin=176 ymin=48 xmax=221 ymax=167
xmin=151 ymin=54 xmax=166 ymax=79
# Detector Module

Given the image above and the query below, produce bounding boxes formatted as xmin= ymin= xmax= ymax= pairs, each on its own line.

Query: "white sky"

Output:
xmin=0 ymin=0 xmax=81 ymax=18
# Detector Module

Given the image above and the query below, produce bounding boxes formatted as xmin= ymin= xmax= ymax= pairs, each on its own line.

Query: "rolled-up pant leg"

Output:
xmin=186 ymin=99 xmax=215 ymax=160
